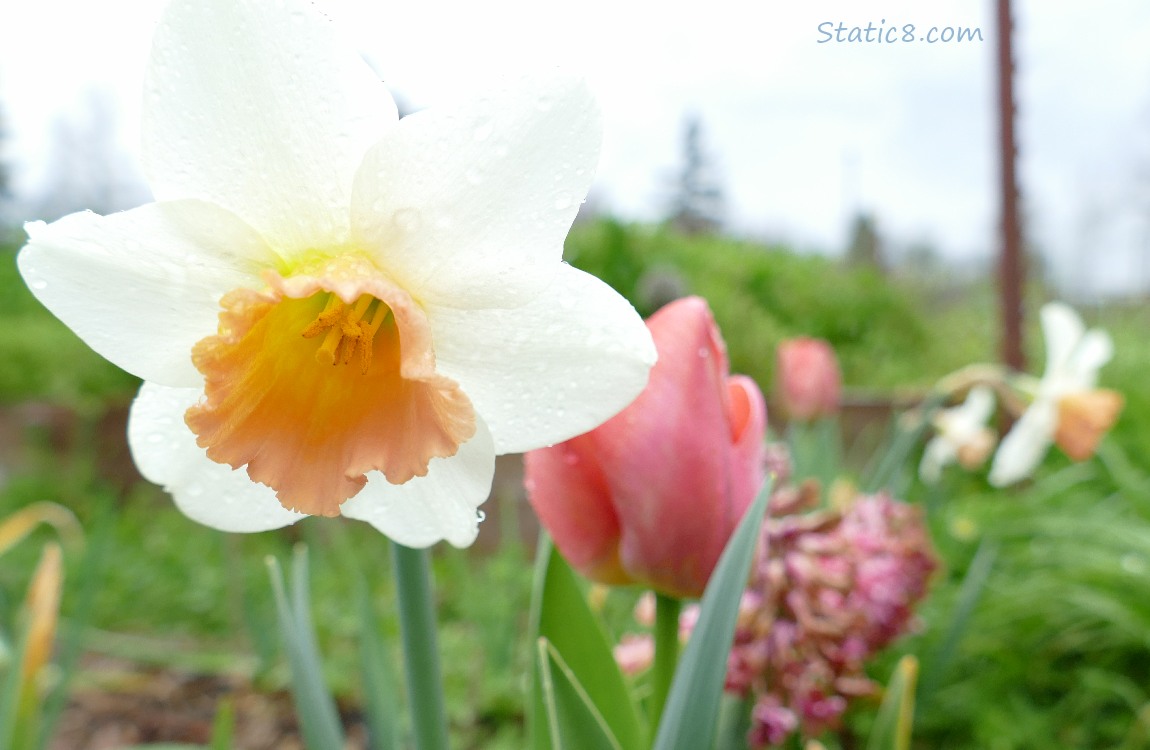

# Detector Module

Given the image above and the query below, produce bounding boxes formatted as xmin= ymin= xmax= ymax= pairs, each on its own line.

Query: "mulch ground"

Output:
xmin=48 ymin=655 xmax=369 ymax=750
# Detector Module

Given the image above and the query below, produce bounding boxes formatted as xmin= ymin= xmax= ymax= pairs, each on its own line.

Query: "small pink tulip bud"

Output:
xmin=775 ymin=338 xmax=842 ymax=421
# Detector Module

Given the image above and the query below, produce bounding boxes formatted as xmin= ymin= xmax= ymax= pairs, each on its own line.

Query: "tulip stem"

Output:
xmin=391 ymin=542 xmax=449 ymax=750
xmin=649 ymin=592 xmax=682 ymax=736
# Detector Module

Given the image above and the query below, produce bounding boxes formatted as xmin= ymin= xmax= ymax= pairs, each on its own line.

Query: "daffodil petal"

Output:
xmin=1040 ymin=302 xmax=1085 ymax=376
xmin=960 ymin=385 xmax=997 ymax=427
xmin=351 ymin=70 xmax=600 ymax=308
xmin=143 ymin=0 xmax=398 ymax=255
xmin=919 ymin=435 xmax=957 ymax=484
xmin=429 ymin=264 xmax=656 ymax=454
xmin=1065 ymin=329 xmax=1113 ymax=388
xmin=988 ymin=399 xmax=1057 ymax=486
xmin=340 ymin=418 xmax=495 ymax=548
xmin=19 ymin=201 xmax=276 ymax=387
xmin=128 ymin=383 xmax=306 ymax=532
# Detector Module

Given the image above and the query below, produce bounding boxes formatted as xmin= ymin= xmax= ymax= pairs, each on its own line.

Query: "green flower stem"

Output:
xmin=391 ymin=542 xmax=449 ymax=750
xmin=649 ymin=592 xmax=682 ymax=737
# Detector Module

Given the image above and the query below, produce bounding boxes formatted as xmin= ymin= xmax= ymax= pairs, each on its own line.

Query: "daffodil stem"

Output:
xmin=391 ymin=542 xmax=449 ymax=750
xmin=649 ymin=592 xmax=682 ymax=737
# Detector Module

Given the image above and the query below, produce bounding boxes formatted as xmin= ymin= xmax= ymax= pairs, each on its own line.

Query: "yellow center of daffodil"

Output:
xmin=184 ymin=255 xmax=477 ymax=518
xmin=302 ymin=292 xmax=394 ymax=373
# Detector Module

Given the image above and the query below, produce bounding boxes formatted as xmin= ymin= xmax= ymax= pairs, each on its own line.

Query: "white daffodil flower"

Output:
xmin=18 ymin=0 xmax=656 ymax=547
xmin=988 ymin=302 xmax=1122 ymax=487
xmin=919 ymin=386 xmax=997 ymax=484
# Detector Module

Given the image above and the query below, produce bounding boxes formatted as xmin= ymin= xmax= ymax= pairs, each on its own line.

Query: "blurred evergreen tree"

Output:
xmin=33 ymin=90 xmax=149 ymax=220
xmin=668 ymin=114 xmax=725 ymax=235
xmin=845 ymin=211 xmax=885 ymax=271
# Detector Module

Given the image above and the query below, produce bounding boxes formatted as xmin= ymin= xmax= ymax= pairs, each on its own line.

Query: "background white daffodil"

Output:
xmin=919 ymin=385 xmax=997 ymax=484
xmin=988 ymin=302 xmax=1121 ymax=487
xmin=16 ymin=0 xmax=655 ymax=547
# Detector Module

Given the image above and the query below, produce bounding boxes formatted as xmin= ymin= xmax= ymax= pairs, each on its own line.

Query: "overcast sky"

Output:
xmin=2 ymin=0 xmax=1149 ymax=297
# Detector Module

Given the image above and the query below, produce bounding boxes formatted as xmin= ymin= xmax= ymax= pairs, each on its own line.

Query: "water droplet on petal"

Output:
xmin=554 ymin=195 xmax=572 ymax=210
xmin=698 ymin=347 xmax=709 ymax=358
xmin=393 ymin=207 xmax=421 ymax=233
xmin=29 ymin=278 xmax=47 ymax=291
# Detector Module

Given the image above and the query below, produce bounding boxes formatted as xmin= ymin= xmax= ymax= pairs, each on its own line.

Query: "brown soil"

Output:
xmin=49 ymin=655 xmax=368 ymax=750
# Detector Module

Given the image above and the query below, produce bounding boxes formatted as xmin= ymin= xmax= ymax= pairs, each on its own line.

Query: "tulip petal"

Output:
xmin=597 ymin=297 xmax=742 ymax=598
xmin=128 ymin=383 xmax=306 ymax=531
xmin=524 ymin=437 xmax=629 ymax=585
xmin=726 ymin=375 xmax=769 ymax=521
xmin=20 ymin=201 xmax=277 ymax=387
xmin=988 ymin=399 xmax=1057 ymax=486
xmin=351 ymin=70 xmax=600 ymax=308
xmin=429 ymin=264 xmax=655 ymax=454
xmin=143 ymin=0 xmax=398 ymax=255
xmin=340 ymin=418 xmax=496 ymax=548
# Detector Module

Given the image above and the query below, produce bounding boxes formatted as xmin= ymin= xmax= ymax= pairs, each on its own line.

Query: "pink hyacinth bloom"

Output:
xmin=525 ymin=296 xmax=768 ymax=599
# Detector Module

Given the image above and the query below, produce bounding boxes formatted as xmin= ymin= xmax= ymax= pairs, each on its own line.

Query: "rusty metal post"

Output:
xmin=996 ymin=0 xmax=1025 ymax=370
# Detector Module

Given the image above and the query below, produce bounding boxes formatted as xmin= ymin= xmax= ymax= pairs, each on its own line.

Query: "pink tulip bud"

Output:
xmin=775 ymin=338 xmax=842 ymax=421
xmin=525 ymin=296 xmax=768 ymax=599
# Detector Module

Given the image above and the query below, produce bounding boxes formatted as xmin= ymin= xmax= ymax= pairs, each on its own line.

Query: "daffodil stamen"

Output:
xmin=301 ymin=292 xmax=396 ymax=371
xmin=301 ymin=294 xmax=344 ymax=339
xmin=316 ymin=323 xmax=345 ymax=366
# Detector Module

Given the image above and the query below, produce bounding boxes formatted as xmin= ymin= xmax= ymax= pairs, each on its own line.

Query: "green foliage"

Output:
xmin=894 ymin=453 xmax=1150 ymax=749
xmin=564 ymin=219 xmax=928 ymax=390
xmin=528 ymin=539 xmax=644 ymax=750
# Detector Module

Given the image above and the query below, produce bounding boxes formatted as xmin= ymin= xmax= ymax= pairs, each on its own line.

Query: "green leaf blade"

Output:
xmin=527 ymin=537 xmax=645 ymax=750
xmin=537 ymin=639 xmax=624 ymax=750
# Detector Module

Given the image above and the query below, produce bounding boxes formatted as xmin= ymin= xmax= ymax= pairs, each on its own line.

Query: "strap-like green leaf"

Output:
xmin=358 ymin=581 xmax=402 ymax=750
xmin=866 ymin=655 xmax=919 ymax=750
xmin=527 ymin=538 xmax=644 ymax=750
xmin=210 ymin=700 xmax=235 ymax=750
xmin=537 ymin=638 xmax=623 ymax=750
xmin=651 ymin=480 xmax=771 ymax=750
xmin=267 ymin=549 xmax=346 ymax=750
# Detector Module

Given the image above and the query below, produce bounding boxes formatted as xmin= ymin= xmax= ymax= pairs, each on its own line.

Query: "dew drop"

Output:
xmin=554 ymin=195 xmax=572 ymax=210
xmin=393 ymin=207 xmax=421 ymax=233
xmin=29 ymin=278 xmax=47 ymax=291
xmin=476 ymin=510 xmax=487 ymax=523
xmin=697 ymin=346 xmax=709 ymax=358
